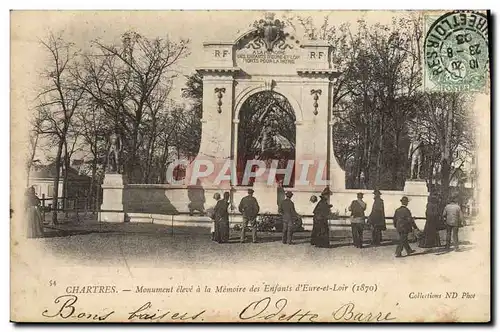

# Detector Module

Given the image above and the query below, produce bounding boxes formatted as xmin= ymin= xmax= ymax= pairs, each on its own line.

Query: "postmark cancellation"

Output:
xmin=424 ymin=11 xmax=489 ymax=92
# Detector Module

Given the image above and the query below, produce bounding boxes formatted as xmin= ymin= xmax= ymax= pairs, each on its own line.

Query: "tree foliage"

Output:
xmin=289 ymin=14 xmax=475 ymax=195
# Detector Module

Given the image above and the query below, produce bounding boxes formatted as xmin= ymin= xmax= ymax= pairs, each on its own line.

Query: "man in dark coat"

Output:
xmin=210 ymin=192 xmax=221 ymax=241
xmin=312 ymin=187 xmax=333 ymax=248
xmin=279 ymin=191 xmax=298 ymax=245
xmin=393 ymin=196 xmax=418 ymax=257
xmin=276 ymin=179 xmax=285 ymax=211
xmin=368 ymin=189 xmax=386 ymax=245
xmin=238 ymin=189 xmax=260 ymax=243
xmin=349 ymin=193 xmax=366 ymax=248
xmin=214 ymin=192 xmax=230 ymax=243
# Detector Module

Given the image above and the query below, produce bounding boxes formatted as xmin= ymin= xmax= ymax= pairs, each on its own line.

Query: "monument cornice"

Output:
xmin=202 ymin=41 xmax=234 ymax=46
xmin=300 ymin=40 xmax=332 ymax=48
xmin=196 ymin=67 xmax=241 ymax=74
xmin=297 ymin=68 xmax=338 ymax=75
xmin=297 ymin=69 xmax=340 ymax=80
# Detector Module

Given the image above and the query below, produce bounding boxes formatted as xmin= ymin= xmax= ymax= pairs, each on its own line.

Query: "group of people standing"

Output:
xmin=348 ymin=190 xmax=465 ymax=257
xmin=421 ymin=193 xmax=465 ymax=252
xmin=209 ymin=186 xmax=466 ymax=258
xmin=210 ymin=189 xmax=261 ymax=244
xmin=346 ymin=190 xmax=387 ymax=249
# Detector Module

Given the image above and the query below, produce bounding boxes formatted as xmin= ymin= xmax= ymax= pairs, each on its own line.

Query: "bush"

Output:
xmin=256 ymin=213 xmax=279 ymax=232
xmin=232 ymin=213 xmax=305 ymax=232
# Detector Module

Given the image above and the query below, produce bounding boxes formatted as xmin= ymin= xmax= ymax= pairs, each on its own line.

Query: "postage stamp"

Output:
xmin=424 ymin=11 xmax=489 ymax=92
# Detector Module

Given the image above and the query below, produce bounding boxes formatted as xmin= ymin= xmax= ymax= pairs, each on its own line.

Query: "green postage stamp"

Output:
xmin=424 ymin=11 xmax=489 ymax=92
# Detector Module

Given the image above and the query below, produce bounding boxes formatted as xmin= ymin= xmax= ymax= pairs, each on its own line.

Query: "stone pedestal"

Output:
xmin=252 ymin=177 xmax=279 ymax=214
xmin=404 ymin=180 xmax=428 ymax=194
xmin=403 ymin=180 xmax=429 ymax=218
xmin=99 ymin=173 xmax=127 ymax=223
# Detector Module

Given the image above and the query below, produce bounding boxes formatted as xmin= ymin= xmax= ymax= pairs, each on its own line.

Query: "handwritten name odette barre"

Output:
xmin=41 ymin=295 xmax=397 ymax=322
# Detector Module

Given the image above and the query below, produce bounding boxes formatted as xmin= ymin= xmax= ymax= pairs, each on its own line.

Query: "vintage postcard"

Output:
xmin=10 ymin=10 xmax=491 ymax=323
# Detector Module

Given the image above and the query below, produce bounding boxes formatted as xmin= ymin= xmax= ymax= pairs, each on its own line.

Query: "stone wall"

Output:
xmin=121 ymin=184 xmax=428 ymax=218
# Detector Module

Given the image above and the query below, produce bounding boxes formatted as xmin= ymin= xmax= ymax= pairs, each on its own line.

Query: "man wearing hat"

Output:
xmin=238 ymin=189 xmax=260 ymax=243
xmin=442 ymin=194 xmax=464 ymax=251
xmin=349 ymin=192 xmax=367 ymax=248
xmin=368 ymin=189 xmax=386 ymax=246
xmin=393 ymin=196 xmax=419 ymax=257
xmin=279 ymin=191 xmax=298 ymax=245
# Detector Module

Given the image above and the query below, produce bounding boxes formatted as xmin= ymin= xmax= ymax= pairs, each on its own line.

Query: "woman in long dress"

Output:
xmin=214 ymin=192 xmax=230 ymax=243
xmin=312 ymin=187 xmax=333 ymax=248
xmin=419 ymin=194 xmax=441 ymax=248
xmin=25 ymin=187 xmax=44 ymax=238
xmin=309 ymin=195 xmax=319 ymax=245
xmin=368 ymin=190 xmax=386 ymax=245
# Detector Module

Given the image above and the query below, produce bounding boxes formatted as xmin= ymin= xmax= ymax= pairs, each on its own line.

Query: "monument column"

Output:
xmin=100 ymin=130 xmax=127 ymax=223
xmin=100 ymin=174 xmax=127 ymax=223
xmin=328 ymin=77 xmax=347 ymax=191
xmin=194 ymin=68 xmax=238 ymax=187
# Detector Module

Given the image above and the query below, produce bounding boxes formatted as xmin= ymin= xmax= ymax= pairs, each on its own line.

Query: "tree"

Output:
xmin=289 ymin=14 xmax=425 ymax=190
xmin=75 ymin=103 xmax=109 ymax=209
xmin=182 ymin=72 xmax=203 ymax=119
xmin=35 ymin=32 xmax=85 ymax=224
xmin=26 ymin=109 xmax=42 ymax=187
xmin=77 ymin=31 xmax=190 ymax=182
xmin=413 ymin=92 xmax=475 ymax=206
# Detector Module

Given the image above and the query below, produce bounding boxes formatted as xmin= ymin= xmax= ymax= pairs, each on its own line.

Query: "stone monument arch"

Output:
xmin=195 ymin=12 xmax=346 ymax=194
xmin=100 ymin=13 xmax=429 ymax=222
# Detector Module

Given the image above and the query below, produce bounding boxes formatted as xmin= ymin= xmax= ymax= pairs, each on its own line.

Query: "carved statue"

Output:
xmin=254 ymin=104 xmax=275 ymax=159
xmin=408 ymin=133 xmax=423 ymax=180
xmin=260 ymin=126 xmax=271 ymax=155
xmin=253 ymin=13 xmax=286 ymax=51
xmin=107 ymin=132 xmax=123 ymax=174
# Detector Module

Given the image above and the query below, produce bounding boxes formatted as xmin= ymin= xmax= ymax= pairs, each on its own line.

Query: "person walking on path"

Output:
xmin=312 ymin=187 xmax=333 ymax=248
xmin=349 ymin=193 xmax=366 ymax=248
xmin=238 ymin=189 xmax=260 ymax=243
xmin=279 ymin=191 xmax=298 ymax=245
xmin=393 ymin=196 xmax=419 ymax=258
xmin=442 ymin=194 xmax=465 ymax=251
xmin=367 ymin=189 xmax=386 ymax=246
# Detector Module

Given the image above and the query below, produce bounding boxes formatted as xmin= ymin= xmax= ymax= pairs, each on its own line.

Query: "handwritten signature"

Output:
xmin=42 ymin=294 xmax=396 ymax=322
xmin=239 ymin=296 xmax=397 ymax=322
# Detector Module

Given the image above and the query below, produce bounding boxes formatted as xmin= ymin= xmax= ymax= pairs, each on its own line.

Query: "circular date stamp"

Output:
xmin=424 ymin=11 xmax=489 ymax=92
